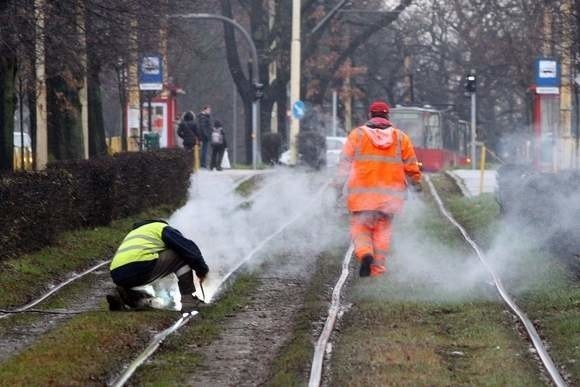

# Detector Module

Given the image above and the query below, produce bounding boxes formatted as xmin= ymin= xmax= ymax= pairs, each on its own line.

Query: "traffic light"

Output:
xmin=465 ymin=74 xmax=477 ymax=93
xmin=254 ymin=82 xmax=264 ymax=100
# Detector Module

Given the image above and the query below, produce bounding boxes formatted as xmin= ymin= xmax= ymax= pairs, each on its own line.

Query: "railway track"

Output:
xmin=306 ymin=175 xmax=566 ymax=387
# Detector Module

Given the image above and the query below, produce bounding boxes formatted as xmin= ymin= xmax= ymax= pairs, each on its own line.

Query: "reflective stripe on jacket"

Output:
xmin=110 ymin=222 xmax=167 ymax=270
xmin=336 ymin=126 xmax=421 ymax=213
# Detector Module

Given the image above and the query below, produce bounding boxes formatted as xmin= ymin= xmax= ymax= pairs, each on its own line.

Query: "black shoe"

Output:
xmin=359 ymin=255 xmax=373 ymax=277
xmin=107 ymin=294 xmax=128 ymax=311
xmin=181 ymin=294 xmax=205 ymax=312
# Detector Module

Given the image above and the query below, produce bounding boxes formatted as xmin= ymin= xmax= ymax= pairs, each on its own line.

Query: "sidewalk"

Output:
xmin=446 ymin=169 xmax=497 ymax=197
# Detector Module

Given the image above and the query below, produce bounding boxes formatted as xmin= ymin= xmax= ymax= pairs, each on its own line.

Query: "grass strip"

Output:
xmin=128 ymin=275 xmax=259 ymax=385
xmin=432 ymin=173 xmax=580 ymax=383
xmin=267 ymin=249 xmax=346 ymax=387
xmin=0 ymin=307 xmax=177 ymax=385
xmin=0 ymin=205 xmax=176 ymax=309
xmin=328 ymin=180 xmax=543 ymax=386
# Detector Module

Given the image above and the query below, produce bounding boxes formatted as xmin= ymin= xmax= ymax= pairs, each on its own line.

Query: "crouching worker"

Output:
xmin=107 ymin=219 xmax=208 ymax=312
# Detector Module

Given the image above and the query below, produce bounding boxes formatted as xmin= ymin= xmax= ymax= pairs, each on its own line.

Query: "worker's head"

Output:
xmin=132 ymin=219 xmax=168 ymax=230
xmin=214 ymin=120 xmax=222 ymax=128
xmin=368 ymin=100 xmax=390 ymax=119
xmin=202 ymin=105 xmax=211 ymax=114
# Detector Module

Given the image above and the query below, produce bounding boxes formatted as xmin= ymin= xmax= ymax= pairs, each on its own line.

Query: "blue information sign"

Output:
xmin=292 ymin=100 xmax=305 ymax=120
xmin=139 ymin=54 xmax=164 ymax=91
xmin=535 ymin=58 xmax=560 ymax=94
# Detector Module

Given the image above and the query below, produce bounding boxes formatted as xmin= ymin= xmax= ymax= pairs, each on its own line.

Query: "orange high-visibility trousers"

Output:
xmin=350 ymin=211 xmax=392 ymax=276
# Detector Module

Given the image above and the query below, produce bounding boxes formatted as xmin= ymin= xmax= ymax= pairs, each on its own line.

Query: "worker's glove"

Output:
xmin=411 ymin=181 xmax=423 ymax=193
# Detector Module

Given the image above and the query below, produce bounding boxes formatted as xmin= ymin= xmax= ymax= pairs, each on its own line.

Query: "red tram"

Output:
xmin=390 ymin=106 xmax=470 ymax=171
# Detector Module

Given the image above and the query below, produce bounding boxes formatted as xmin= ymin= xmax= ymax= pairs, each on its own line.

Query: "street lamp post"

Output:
xmin=289 ymin=0 xmax=301 ymax=165
xmin=170 ymin=13 xmax=262 ymax=169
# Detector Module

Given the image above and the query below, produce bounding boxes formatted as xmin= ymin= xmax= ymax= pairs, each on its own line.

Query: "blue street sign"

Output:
xmin=535 ymin=58 xmax=560 ymax=94
xmin=292 ymin=100 xmax=305 ymax=120
xmin=139 ymin=54 xmax=164 ymax=91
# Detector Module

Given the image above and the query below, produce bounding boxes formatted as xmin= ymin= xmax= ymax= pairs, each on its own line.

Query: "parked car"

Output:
xmin=325 ymin=136 xmax=347 ymax=167
xmin=13 ymin=132 xmax=33 ymax=170
xmin=278 ymin=136 xmax=346 ymax=167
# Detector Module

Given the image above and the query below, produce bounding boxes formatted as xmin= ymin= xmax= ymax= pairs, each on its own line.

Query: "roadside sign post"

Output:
xmin=139 ymin=54 xmax=163 ymax=151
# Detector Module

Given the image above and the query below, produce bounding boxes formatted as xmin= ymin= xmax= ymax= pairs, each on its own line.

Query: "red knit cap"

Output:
xmin=369 ymin=100 xmax=390 ymax=116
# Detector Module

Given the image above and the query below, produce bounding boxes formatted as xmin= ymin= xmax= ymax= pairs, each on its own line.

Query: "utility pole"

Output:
xmin=559 ymin=0 xmax=574 ymax=169
xmin=77 ymin=0 xmax=89 ymax=159
xmin=465 ymin=72 xmax=477 ymax=169
xmin=34 ymin=0 xmax=48 ymax=170
xmin=127 ymin=10 xmax=140 ymax=151
xmin=332 ymin=90 xmax=338 ymax=136
xmin=289 ymin=0 xmax=301 ymax=165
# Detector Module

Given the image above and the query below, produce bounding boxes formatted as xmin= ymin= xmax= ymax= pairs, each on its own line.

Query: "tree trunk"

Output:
xmin=243 ymin=99 xmax=252 ymax=164
xmin=47 ymin=75 xmax=84 ymax=161
xmin=87 ymin=63 xmax=107 ymax=157
xmin=0 ymin=57 xmax=17 ymax=172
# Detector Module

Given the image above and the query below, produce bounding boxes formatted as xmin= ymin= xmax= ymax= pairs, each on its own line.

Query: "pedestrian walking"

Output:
xmin=210 ymin=120 xmax=228 ymax=171
xmin=198 ymin=106 xmax=212 ymax=168
xmin=107 ymin=219 xmax=209 ymax=311
xmin=334 ymin=100 xmax=422 ymax=277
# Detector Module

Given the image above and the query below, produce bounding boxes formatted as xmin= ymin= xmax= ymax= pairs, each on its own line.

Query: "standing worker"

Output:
xmin=198 ymin=105 xmax=212 ymax=169
xmin=107 ymin=219 xmax=209 ymax=311
xmin=334 ymin=100 xmax=422 ymax=277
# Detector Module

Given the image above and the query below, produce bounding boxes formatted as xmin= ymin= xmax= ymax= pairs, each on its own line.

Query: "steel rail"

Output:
xmin=425 ymin=175 xmax=566 ymax=387
xmin=308 ymin=244 xmax=353 ymax=387
xmin=111 ymin=181 xmax=331 ymax=386
xmin=0 ymin=260 xmax=110 ymax=320
xmin=111 ymin=311 xmax=199 ymax=387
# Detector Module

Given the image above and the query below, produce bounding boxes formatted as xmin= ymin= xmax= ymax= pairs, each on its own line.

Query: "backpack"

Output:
xmin=211 ymin=128 xmax=224 ymax=145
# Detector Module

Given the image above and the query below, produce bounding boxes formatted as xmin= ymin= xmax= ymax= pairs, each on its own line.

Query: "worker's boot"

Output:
xmin=106 ymin=294 xmax=128 ymax=311
xmin=359 ymin=254 xmax=374 ymax=277
xmin=181 ymin=294 xmax=205 ymax=313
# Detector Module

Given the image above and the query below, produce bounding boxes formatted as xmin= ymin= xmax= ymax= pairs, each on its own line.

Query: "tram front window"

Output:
xmin=389 ymin=111 xmax=424 ymax=147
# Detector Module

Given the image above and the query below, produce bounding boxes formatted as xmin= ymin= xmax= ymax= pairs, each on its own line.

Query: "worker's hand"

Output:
xmin=196 ymin=269 xmax=207 ymax=283
xmin=411 ymin=181 xmax=423 ymax=193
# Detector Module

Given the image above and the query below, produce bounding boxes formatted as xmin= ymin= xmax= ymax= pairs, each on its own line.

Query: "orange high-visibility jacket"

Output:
xmin=335 ymin=121 xmax=421 ymax=214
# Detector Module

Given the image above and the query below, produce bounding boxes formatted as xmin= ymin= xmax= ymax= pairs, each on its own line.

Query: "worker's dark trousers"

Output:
xmin=117 ymin=250 xmax=195 ymax=297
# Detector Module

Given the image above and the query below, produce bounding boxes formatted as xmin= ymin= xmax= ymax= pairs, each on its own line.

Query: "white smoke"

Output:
xmin=167 ymin=168 xmax=345 ymax=301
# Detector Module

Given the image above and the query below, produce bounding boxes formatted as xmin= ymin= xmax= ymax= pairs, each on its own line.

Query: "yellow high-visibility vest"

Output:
xmin=110 ymin=222 xmax=167 ymax=270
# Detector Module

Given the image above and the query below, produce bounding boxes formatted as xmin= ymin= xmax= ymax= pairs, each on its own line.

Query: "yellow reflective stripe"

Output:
xmin=347 ymin=187 xmax=407 ymax=198
xmin=354 ymin=154 xmax=403 ymax=164
xmin=122 ymin=234 xmax=162 ymax=245
xmin=114 ymin=245 xmax=162 ymax=256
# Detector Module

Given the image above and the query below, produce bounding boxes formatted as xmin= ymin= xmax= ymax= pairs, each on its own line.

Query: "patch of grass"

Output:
xmin=0 ymin=307 xmax=177 ymax=385
xmin=431 ymin=173 xmax=580 ymax=383
xmin=130 ymin=275 xmax=259 ymax=385
xmin=0 ymin=205 xmax=176 ymax=309
xmin=267 ymin=249 xmax=346 ymax=387
xmin=332 ymin=297 xmax=542 ymax=386
xmin=235 ymin=173 xmax=265 ymax=197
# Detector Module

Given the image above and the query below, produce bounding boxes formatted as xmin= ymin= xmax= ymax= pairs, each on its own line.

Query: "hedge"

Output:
xmin=0 ymin=149 xmax=193 ymax=260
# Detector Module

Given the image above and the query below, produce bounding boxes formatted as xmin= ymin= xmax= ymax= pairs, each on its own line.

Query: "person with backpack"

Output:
xmin=210 ymin=120 xmax=227 ymax=171
xmin=198 ymin=106 xmax=212 ymax=168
